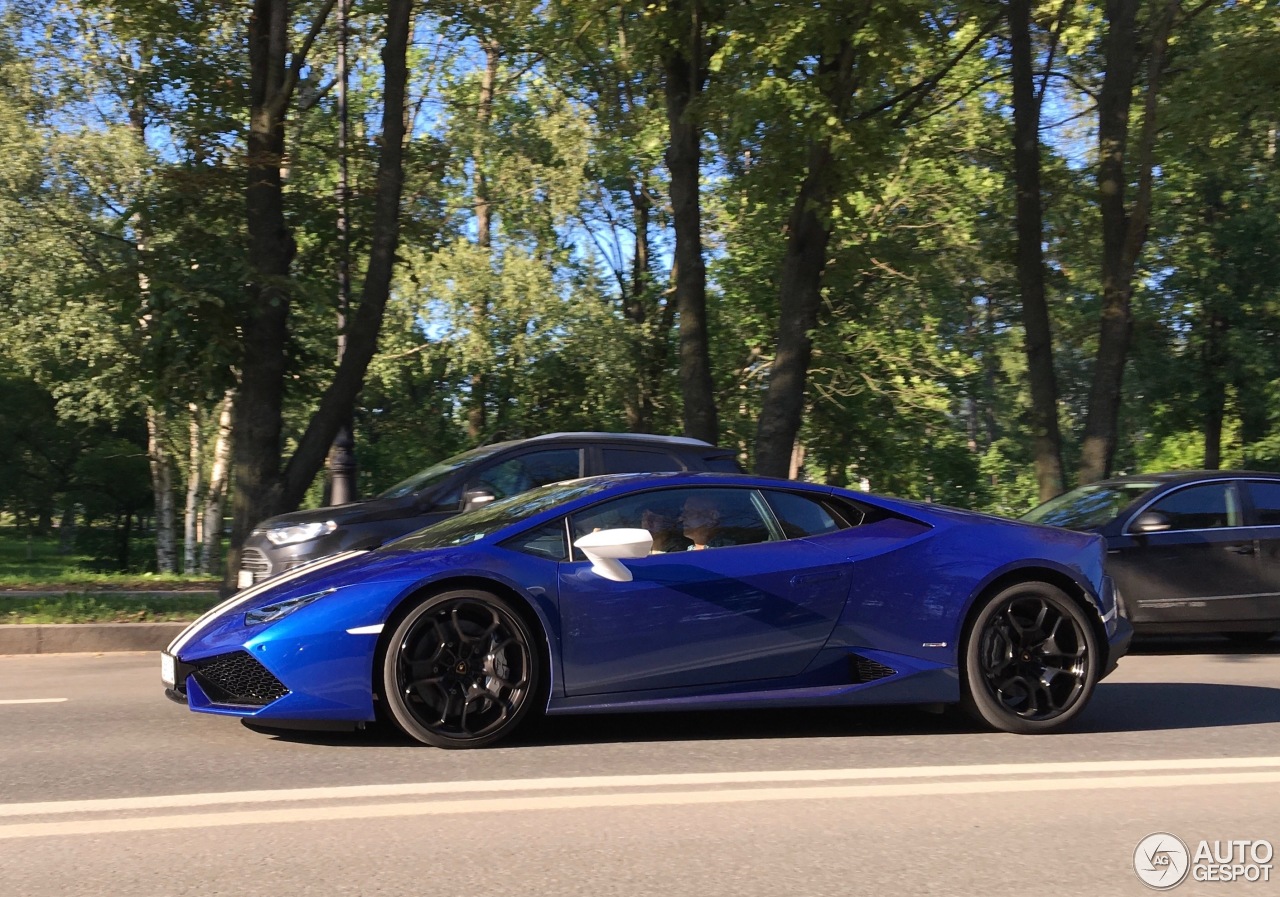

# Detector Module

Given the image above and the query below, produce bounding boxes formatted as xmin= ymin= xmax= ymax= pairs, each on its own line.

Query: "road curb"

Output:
xmin=0 ymin=623 xmax=188 ymax=655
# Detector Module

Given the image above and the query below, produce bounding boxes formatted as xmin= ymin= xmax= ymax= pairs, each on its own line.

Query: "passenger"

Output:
xmin=641 ymin=508 xmax=685 ymax=553
xmin=680 ymin=495 xmax=732 ymax=550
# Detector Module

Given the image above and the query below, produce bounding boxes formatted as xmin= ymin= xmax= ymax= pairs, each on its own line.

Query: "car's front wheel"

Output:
xmin=382 ymin=589 xmax=542 ymax=748
xmin=961 ymin=581 xmax=1100 ymax=734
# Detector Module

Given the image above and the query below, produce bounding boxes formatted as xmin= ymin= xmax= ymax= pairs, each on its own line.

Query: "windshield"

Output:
xmin=385 ymin=478 xmax=616 ymax=551
xmin=376 ymin=445 xmax=505 ymax=499
xmin=1021 ymin=482 xmax=1159 ymax=529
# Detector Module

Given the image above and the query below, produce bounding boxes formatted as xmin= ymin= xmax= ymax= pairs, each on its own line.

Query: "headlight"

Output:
xmin=264 ymin=520 xmax=337 ymax=546
xmin=245 ymin=589 xmax=336 ymax=626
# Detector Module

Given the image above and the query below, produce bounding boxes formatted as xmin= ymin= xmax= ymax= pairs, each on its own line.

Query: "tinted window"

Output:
xmin=1021 ymin=482 xmax=1159 ymax=529
xmin=468 ymin=449 xmax=582 ymax=500
xmin=570 ymin=487 xmax=772 ymax=554
xmin=1146 ymin=482 xmax=1242 ymax=531
xmin=703 ymin=454 xmax=742 ymax=473
xmin=763 ymin=491 xmax=843 ymax=538
xmin=600 ymin=447 xmax=684 ymax=474
xmin=387 ymin=479 xmax=614 ymax=551
xmin=1247 ymin=481 xmax=1280 ymax=527
xmin=503 ymin=520 xmax=568 ymax=560
xmin=376 ymin=444 xmax=504 ymax=499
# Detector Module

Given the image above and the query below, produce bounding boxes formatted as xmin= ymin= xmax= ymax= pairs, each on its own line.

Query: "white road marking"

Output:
xmin=5 ymin=755 xmax=1280 ymax=817
xmin=0 ymin=698 xmax=67 ymax=705
xmin=3 ymin=769 xmax=1280 ymax=840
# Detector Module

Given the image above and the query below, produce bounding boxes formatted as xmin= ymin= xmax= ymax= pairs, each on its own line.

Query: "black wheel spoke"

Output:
xmin=972 ymin=587 xmax=1095 ymax=725
xmin=387 ymin=591 xmax=539 ymax=747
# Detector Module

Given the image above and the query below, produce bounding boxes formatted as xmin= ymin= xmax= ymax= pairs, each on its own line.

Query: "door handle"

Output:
xmin=1225 ymin=544 xmax=1256 ymax=555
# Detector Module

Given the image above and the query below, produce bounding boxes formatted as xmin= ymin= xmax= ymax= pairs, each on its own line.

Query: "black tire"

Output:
xmin=1222 ymin=631 xmax=1276 ymax=647
xmin=961 ymin=581 xmax=1101 ymax=734
xmin=382 ymin=589 xmax=543 ymax=748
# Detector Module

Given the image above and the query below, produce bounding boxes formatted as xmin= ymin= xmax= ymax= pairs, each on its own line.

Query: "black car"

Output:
xmin=237 ymin=432 xmax=742 ymax=588
xmin=1021 ymin=470 xmax=1280 ymax=642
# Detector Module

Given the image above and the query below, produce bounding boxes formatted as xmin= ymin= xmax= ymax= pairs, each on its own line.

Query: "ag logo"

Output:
xmin=1135 ymin=832 xmax=1191 ymax=889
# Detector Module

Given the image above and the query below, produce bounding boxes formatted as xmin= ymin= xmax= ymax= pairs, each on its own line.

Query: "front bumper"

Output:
xmin=1103 ymin=616 xmax=1134 ymax=677
xmin=238 ymin=536 xmax=323 ymax=589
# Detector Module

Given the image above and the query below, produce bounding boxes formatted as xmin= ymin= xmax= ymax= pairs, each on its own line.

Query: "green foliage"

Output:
xmin=0 ymin=524 xmax=216 ymax=584
xmin=0 ymin=594 xmax=218 ymax=624
xmin=2 ymin=0 xmax=1278 ymax=544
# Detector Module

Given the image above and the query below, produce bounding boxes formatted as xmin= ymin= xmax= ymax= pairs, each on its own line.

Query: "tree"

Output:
xmin=1077 ymin=0 xmax=1180 ymax=483
xmin=229 ymin=0 xmax=413 ymax=583
xmin=1007 ymin=0 xmax=1069 ymax=501
xmin=746 ymin=3 xmax=996 ymax=477
xmin=659 ymin=0 xmax=721 ymax=443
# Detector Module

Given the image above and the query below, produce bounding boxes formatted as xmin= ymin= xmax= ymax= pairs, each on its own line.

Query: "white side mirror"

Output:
xmin=573 ymin=528 xmax=653 ymax=582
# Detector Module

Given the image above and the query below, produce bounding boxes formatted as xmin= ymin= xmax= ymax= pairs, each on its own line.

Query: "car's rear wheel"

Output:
xmin=961 ymin=582 xmax=1100 ymax=734
xmin=382 ymin=589 xmax=542 ymax=748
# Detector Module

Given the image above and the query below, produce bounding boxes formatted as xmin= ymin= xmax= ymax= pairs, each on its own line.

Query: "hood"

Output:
xmin=254 ymin=492 xmax=426 ymax=530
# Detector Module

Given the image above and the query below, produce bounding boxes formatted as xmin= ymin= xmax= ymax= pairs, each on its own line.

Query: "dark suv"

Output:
xmin=237 ymin=432 xmax=742 ymax=588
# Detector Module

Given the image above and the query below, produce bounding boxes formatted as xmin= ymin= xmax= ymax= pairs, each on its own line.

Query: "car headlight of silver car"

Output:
xmin=245 ymin=589 xmax=336 ymax=626
xmin=263 ymin=520 xmax=338 ymax=546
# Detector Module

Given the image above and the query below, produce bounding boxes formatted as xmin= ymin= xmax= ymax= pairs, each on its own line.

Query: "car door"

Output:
xmin=1110 ymin=480 xmax=1263 ymax=625
xmin=556 ymin=486 xmax=853 ymax=695
xmin=1241 ymin=479 xmax=1280 ymax=621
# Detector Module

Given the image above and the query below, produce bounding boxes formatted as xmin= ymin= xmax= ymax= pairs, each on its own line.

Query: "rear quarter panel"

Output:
xmin=823 ymin=506 xmax=1107 ymax=666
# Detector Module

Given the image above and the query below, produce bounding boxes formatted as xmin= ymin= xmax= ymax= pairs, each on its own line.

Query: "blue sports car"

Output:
xmin=162 ymin=473 xmax=1132 ymax=746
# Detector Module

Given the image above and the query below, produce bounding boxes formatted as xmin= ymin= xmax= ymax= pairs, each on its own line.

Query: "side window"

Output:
xmin=1247 ymin=482 xmax=1280 ymax=527
xmin=1146 ymin=483 xmax=1241 ymax=531
xmin=570 ymin=488 xmax=772 ymax=555
xmin=763 ymin=491 xmax=845 ymax=539
xmin=702 ymin=454 xmax=742 ymax=473
xmin=600 ymin=447 xmax=684 ymax=474
xmin=502 ymin=520 xmax=569 ymax=561
xmin=469 ymin=449 xmax=582 ymax=501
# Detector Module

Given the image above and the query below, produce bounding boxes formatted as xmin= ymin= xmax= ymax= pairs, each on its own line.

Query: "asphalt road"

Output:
xmin=2 ymin=639 xmax=1279 ymax=896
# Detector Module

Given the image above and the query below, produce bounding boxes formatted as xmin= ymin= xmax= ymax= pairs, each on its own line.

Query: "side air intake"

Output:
xmin=848 ymin=654 xmax=897 ymax=684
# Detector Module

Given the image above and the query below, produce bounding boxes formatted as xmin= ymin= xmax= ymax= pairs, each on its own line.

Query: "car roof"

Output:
xmin=477 ymin=431 xmax=723 ymax=452
xmin=1097 ymin=469 xmax=1280 ymax=487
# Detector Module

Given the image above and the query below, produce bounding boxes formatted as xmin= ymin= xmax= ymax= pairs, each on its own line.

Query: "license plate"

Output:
xmin=237 ymin=569 xmax=254 ymax=589
xmin=160 ymin=651 xmax=176 ymax=688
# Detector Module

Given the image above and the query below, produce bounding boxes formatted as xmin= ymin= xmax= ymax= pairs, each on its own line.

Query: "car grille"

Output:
xmin=239 ymin=548 xmax=272 ymax=584
xmin=848 ymin=654 xmax=897 ymax=684
xmin=192 ymin=651 xmax=290 ymax=706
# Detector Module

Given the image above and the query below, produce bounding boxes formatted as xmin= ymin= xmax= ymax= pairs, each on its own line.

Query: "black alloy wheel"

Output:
xmin=961 ymin=581 xmax=1100 ymax=734
xmin=382 ymin=589 xmax=542 ymax=748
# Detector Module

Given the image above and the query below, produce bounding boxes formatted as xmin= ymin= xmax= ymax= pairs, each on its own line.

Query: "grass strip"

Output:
xmin=0 ymin=594 xmax=222 ymax=625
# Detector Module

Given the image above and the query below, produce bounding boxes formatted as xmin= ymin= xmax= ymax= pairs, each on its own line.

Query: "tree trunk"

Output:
xmin=327 ymin=0 xmax=357 ymax=507
xmin=1202 ymin=309 xmax=1228 ymax=469
xmin=146 ymin=406 xmax=177 ymax=574
xmin=467 ymin=39 xmax=500 ymax=442
xmin=1009 ymin=0 xmax=1065 ymax=502
xmin=623 ymin=176 xmax=654 ymax=432
xmin=622 ymin=174 xmax=675 ymax=433
xmin=184 ymin=403 xmax=204 ymax=573
xmin=663 ymin=0 xmax=717 ymax=444
xmin=754 ymin=38 xmax=856 ymax=478
xmin=58 ymin=504 xmax=76 ymax=557
xmin=201 ymin=390 xmax=235 ymax=578
xmin=230 ymin=0 xmax=409 ymax=588
xmin=1079 ymin=0 xmax=1177 ymax=483
xmin=231 ymin=0 xmax=305 ymax=581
